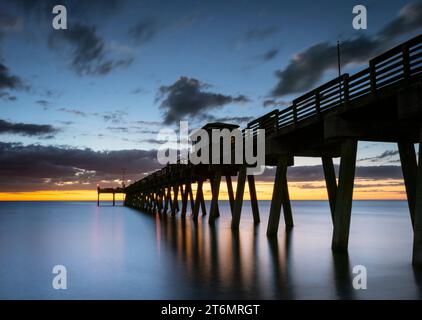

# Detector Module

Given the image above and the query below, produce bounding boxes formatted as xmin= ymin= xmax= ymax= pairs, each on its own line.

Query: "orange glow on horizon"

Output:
xmin=0 ymin=179 xmax=406 ymax=201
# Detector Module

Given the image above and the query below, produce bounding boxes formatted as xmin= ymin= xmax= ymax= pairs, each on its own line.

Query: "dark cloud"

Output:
xmin=0 ymin=11 xmax=22 ymax=31
xmin=131 ymin=120 xmax=162 ymax=126
xmin=258 ymin=164 xmax=404 ymax=182
xmin=378 ymin=2 xmax=422 ymax=39
xmin=59 ymin=121 xmax=74 ymax=126
xmin=131 ymin=87 xmax=147 ymax=95
xmin=35 ymin=99 xmax=51 ymax=109
xmin=0 ymin=119 xmax=59 ymax=137
xmin=259 ymin=48 xmax=279 ymax=62
xmin=158 ymin=76 xmax=250 ymax=124
xmin=0 ymin=91 xmax=17 ymax=101
xmin=48 ymin=23 xmax=133 ymax=76
xmin=271 ymin=36 xmax=381 ymax=96
xmin=358 ymin=150 xmax=400 ymax=162
xmin=138 ymin=138 xmax=169 ymax=144
xmin=106 ymin=126 xmax=129 ymax=133
xmin=0 ymin=63 xmax=25 ymax=95
xmin=204 ymin=115 xmax=255 ymax=124
xmin=244 ymin=26 xmax=279 ymax=41
xmin=294 ymin=181 xmax=404 ymax=190
xmin=271 ymin=2 xmax=422 ymax=97
xmin=103 ymin=110 xmax=128 ymax=124
xmin=263 ymin=99 xmax=290 ymax=108
xmin=129 ymin=18 xmax=158 ymax=45
xmin=291 ymin=165 xmax=403 ymax=181
xmin=0 ymin=142 xmax=160 ymax=192
xmin=133 ymin=128 xmax=160 ymax=135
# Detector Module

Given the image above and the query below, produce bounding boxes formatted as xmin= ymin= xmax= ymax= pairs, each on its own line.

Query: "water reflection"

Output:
xmin=332 ymin=252 xmax=354 ymax=299
xmin=413 ymin=266 xmax=422 ymax=299
xmin=150 ymin=200 xmax=422 ymax=299
xmin=154 ymin=210 xmax=300 ymax=299
xmin=267 ymin=231 xmax=294 ymax=299
xmin=1 ymin=201 xmax=421 ymax=299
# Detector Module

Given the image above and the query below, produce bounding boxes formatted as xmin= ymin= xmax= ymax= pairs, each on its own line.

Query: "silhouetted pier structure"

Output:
xmin=97 ymin=186 xmax=125 ymax=206
xmin=120 ymin=35 xmax=422 ymax=265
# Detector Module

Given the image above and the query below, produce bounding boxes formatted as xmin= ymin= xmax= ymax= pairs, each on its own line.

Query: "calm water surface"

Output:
xmin=0 ymin=200 xmax=421 ymax=299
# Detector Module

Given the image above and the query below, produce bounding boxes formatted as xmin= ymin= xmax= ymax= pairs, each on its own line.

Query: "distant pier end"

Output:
xmin=97 ymin=186 xmax=126 ymax=206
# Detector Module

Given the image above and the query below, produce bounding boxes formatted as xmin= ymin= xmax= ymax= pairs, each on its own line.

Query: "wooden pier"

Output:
xmin=120 ymin=35 xmax=422 ymax=265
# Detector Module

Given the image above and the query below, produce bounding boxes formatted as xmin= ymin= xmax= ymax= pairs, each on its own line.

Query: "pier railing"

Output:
xmin=125 ymin=35 xmax=422 ymax=189
xmin=251 ymin=34 xmax=422 ymax=133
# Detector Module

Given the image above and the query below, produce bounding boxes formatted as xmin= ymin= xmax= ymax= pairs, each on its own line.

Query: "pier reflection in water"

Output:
xmin=1 ymin=200 xmax=422 ymax=299
xmin=151 ymin=200 xmax=422 ymax=299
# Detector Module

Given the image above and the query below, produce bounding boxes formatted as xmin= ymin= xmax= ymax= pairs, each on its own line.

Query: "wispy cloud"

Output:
xmin=271 ymin=2 xmax=422 ymax=97
xmin=48 ymin=23 xmax=133 ymax=76
xmin=129 ymin=18 xmax=159 ymax=45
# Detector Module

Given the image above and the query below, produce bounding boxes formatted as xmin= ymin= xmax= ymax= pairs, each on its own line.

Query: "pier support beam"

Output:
xmin=181 ymin=183 xmax=189 ymax=218
xmin=209 ymin=177 xmax=220 ymax=218
xmin=248 ymin=175 xmax=260 ymax=224
xmin=163 ymin=185 xmax=173 ymax=214
xmin=412 ymin=132 xmax=422 ymax=266
xmin=209 ymin=172 xmax=222 ymax=223
xmin=231 ymin=166 xmax=247 ymax=229
xmin=193 ymin=179 xmax=204 ymax=221
xmin=168 ymin=185 xmax=175 ymax=213
xmin=157 ymin=188 xmax=163 ymax=214
xmin=322 ymin=156 xmax=337 ymax=224
xmin=200 ymin=187 xmax=207 ymax=216
xmin=173 ymin=184 xmax=180 ymax=214
xmin=398 ymin=141 xmax=417 ymax=227
xmin=112 ymin=193 xmax=115 ymax=206
xmin=266 ymin=156 xmax=292 ymax=236
xmin=188 ymin=183 xmax=195 ymax=212
xmin=226 ymin=175 xmax=235 ymax=215
xmin=331 ymin=139 xmax=358 ymax=252
xmin=282 ymin=171 xmax=293 ymax=228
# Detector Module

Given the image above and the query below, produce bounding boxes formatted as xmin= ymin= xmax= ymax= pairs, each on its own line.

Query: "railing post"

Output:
xmin=343 ymin=74 xmax=349 ymax=103
xmin=403 ymin=43 xmax=410 ymax=82
xmin=315 ymin=89 xmax=320 ymax=114
xmin=369 ymin=60 xmax=376 ymax=94
xmin=293 ymin=101 xmax=297 ymax=123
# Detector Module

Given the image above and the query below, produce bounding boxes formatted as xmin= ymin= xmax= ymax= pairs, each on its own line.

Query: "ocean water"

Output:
xmin=0 ymin=200 xmax=420 ymax=300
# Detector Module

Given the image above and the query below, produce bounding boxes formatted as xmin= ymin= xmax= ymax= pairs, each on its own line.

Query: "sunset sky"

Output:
xmin=0 ymin=0 xmax=421 ymax=200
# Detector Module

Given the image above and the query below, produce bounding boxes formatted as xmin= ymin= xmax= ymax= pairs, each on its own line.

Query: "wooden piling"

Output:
xmin=322 ymin=156 xmax=337 ymax=224
xmin=267 ymin=156 xmax=290 ymax=236
xmin=188 ymin=183 xmax=195 ymax=213
xmin=173 ymin=184 xmax=180 ymax=213
xmin=398 ymin=141 xmax=417 ymax=227
xmin=209 ymin=171 xmax=222 ymax=223
xmin=281 ymin=172 xmax=293 ymax=228
xmin=200 ymin=187 xmax=207 ymax=216
xmin=209 ymin=177 xmax=220 ymax=217
xmin=226 ymin=175 xmax=235 ymax=215
xmin=181 ymin=183 xmax=189 ymax=218
xmin=231 ymin=166 xmax=247 ymax=229
xmin=331 ymin=140 xmax=358 ymax=252
xmin=247 ymin=174 xmax=260 ymax=224
xmin=193 ymin=179 xmax=204 ymax=220
xmin=412 ymin=133 xmax=422 ymax=266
